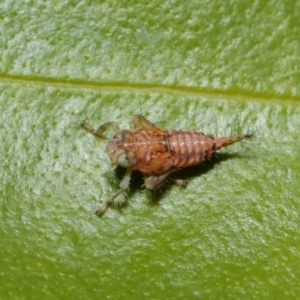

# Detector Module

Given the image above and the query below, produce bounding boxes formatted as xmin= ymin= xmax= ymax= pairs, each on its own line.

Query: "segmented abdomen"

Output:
xmin=167 ymin=131 xmax=216 ymax=169
xmin=123 ymin=128 xmax=229 ymax=175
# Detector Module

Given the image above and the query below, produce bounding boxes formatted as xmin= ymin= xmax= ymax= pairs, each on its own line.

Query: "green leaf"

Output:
xmin=1 ymin=1 xmax=300 ymax=299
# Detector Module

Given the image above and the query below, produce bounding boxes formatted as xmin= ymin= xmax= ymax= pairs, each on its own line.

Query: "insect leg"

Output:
xmin=130 ymin=114 xmax=156 ymax=131
xmin=172 ymin=179 xmax=188 ymax=188
xmin=96 ymin=169 xmax=132 ymax=217
xmin=80 ymin=120 xmax=120 ymax=138
xmin=144 ymin=173 xmax=170 ymax=190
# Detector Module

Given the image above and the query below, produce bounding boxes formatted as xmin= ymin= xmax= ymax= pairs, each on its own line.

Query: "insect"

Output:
xmin=81 ymin=114 xmax=255 ymax=217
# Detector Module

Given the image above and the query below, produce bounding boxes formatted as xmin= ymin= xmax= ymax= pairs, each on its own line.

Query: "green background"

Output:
xmin=1 ymin=1 xmax=300 ymax=299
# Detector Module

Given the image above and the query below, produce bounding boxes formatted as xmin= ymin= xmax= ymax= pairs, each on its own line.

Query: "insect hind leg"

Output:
xmin=144 ymin=173 xmax=170 ymax=190
xmin=81 ymin=120 xmax=121 ymax=138
xmin=144 ymin=174 xmax=188 ymax=195
xmin=172 ymin=178 xmax=188 ymax=188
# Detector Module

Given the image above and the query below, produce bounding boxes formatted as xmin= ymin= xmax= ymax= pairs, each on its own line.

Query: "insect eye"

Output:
xmin=117 ymin=153 xmax=137 ymax=168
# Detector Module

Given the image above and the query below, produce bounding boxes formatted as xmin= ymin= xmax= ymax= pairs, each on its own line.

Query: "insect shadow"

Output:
xmin=113 ymin=151 xmax=242 ymax=206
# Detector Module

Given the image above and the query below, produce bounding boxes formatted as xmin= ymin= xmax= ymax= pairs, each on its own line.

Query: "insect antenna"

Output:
xmin=213 ymin=119 xmax=219 ymax=138
xmin=138 ymin=99 xmax=144 ymax=116
xmin=178 ymin=117 xmax=182 ymax=130
xmin=224 ymin=120 xmax=227 ymax=137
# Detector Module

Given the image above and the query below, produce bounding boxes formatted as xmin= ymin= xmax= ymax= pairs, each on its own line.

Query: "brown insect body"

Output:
xmin=107 ymin=128 xmax=231 ymax=176
xmin=81 ymin=115 xmax=254 ymax=216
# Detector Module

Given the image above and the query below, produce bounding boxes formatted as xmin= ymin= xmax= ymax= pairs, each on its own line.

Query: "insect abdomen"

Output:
xmin=167 ymin=131 xmax=216 ymax=169
xmin=167 ymin=130 xmax=254 ymax=169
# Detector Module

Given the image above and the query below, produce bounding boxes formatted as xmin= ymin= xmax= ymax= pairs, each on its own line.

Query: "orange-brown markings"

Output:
xmin=119 ymin=129 xmax=221 ymax=175
xmin=81 ymin=115 xmax=255 ymax=216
